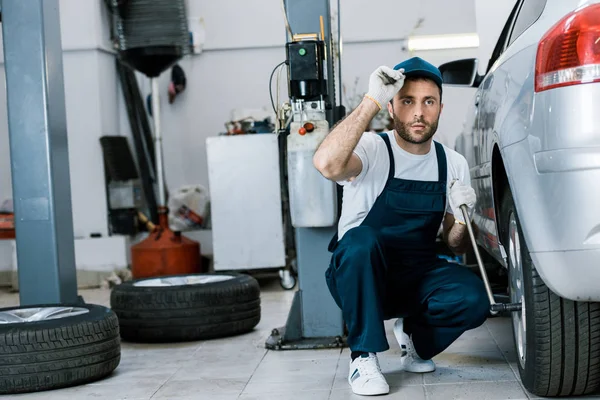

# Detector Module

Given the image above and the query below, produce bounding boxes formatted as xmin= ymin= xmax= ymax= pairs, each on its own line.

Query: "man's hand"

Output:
xmin=448 ymin=179 xmax=476 ymax=224
xmin=364 ymin=66 xmax=406 ymax=110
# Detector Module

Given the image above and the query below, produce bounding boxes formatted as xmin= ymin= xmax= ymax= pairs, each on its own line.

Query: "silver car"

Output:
xmin=440 ymin=0 xmax=600 ymax=397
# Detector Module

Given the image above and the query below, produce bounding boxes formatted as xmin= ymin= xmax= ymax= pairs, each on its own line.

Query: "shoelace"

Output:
xmin=402 ymin=335 xmax=419 ymax=360
xmin=356 ymin=354 xmax=382 ymax=377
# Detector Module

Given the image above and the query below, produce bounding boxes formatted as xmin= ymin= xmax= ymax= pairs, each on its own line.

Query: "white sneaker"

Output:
xmin=393 ymin=319 xmax=436 ymax=373
xmin=348 ymin=353 xmax=390 ymax=396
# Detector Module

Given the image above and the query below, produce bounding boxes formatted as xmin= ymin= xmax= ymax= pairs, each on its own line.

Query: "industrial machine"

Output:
xmin=266 ymin=0 xmax=347 ymax=350
xmin=286 ymin=37 xmax=338 ymax=228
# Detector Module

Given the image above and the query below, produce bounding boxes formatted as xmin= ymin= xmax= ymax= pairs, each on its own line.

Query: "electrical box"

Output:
xmin=286 ymin=40 xmax=327 ymax=102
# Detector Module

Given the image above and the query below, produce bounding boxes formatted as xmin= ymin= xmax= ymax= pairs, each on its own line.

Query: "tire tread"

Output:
xmin=502 ymin=187 xmax=600 ymax=397
xmin=110 ymin=273 xmax=261 ymax=342
xmin=0 ymin=306 xmax=120 ymax=394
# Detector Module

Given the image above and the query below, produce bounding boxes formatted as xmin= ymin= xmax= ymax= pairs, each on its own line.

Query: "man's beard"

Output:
xmin=393 ymin=113 xmax=439 ymax=145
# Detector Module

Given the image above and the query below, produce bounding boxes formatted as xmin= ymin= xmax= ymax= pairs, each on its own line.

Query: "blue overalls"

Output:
xmin=325 ymin=133 xmax=489 ymax=360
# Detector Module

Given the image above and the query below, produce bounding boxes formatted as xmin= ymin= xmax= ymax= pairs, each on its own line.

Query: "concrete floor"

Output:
xmin=1 ymin=278 xmax=600 ymax=400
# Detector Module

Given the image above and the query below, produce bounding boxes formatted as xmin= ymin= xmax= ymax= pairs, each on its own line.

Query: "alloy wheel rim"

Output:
xmin=133 ymin=275 xmax=234 ymax=287
xmin=0 ymin=307 xmax=89 ymax=324
xmin=508 ymin=211 xmax=526 ymax=369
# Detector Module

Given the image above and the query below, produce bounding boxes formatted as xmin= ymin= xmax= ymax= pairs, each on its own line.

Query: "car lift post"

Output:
xmin=2 ymin=0 xmax=78 ymax=305
xmin=266 ymin=0 xmax=346 ymax=350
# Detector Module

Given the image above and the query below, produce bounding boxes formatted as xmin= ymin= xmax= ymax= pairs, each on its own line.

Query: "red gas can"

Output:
xmin=131 ymin=209 xmax=202 ymax=278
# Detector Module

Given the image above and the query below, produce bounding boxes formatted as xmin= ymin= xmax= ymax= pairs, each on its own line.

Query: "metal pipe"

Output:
xmin=116 ymin=61 xmax=158 ymax=223
xmin=152 ymin=77 xmax=166 ymax=207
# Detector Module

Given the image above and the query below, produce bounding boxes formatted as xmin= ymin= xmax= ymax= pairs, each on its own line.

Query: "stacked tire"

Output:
xmin=110 ymin=273 xmax=261 ymax=342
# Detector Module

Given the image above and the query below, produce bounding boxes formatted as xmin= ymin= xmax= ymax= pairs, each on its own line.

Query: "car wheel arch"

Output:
xmin=491 ymin=144 xmax=510 ymax=247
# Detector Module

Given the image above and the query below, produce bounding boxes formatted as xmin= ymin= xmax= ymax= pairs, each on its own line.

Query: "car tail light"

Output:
xmin=535 ymin=3 xmax=600 ymax=92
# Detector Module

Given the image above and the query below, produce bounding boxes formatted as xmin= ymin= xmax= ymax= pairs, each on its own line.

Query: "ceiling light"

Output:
xmin=407 ymin=33 xmax=480 ymax=51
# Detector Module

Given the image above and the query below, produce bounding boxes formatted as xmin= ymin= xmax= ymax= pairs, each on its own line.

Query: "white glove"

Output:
xmin=365 ymin=66 xmax=405 ymax=110
xmin=448 ymin=179 xmax=476 ymax=224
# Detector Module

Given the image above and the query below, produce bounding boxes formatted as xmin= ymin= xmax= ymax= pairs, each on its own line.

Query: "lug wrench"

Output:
xmin=460 ymin=204 xmax=522 ymax=315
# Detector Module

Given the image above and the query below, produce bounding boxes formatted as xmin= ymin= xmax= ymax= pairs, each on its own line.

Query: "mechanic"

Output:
xmin=313 ymin=57 xmax=490 ymax=396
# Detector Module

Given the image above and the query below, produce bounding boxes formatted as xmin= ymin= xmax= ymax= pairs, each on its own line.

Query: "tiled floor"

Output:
xmin=2 ymin=279 xmax=600 ymax=400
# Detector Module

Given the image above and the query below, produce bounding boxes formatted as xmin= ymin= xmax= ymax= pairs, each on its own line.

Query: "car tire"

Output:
xmin=0 ymin=304 xmax=121 ymax=395
xmin=501 ymin=187 xmax=600 ymax=397
xmin=110 ymin=273 xmax=261 ymax=343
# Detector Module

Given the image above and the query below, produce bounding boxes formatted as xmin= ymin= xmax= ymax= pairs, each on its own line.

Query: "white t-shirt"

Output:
xmin=336 ymin=131 xmax=471 ymax=240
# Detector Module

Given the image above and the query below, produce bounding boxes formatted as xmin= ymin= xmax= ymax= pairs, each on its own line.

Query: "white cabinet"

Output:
xmin=206 ymin=134 xmax=286 ymax=271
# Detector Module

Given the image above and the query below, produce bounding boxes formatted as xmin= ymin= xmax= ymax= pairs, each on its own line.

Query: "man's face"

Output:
xmin=387 ymin=78 xmax=443 ymax=145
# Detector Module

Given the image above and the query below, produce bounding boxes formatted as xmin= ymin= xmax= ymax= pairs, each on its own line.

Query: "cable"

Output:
xmin=270 ymin=61 xmax=287 ymax=116
xmin=281 ymin=0 xmax=293 ymax=39
xmin=277 ymin=60 xmax=286 ymax=110
xmin=337 ymin=0 xmax=343 ymax=109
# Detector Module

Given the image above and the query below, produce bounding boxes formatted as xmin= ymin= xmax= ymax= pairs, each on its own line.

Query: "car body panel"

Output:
xmin=455 ymin=0 xmax=600 ymax=300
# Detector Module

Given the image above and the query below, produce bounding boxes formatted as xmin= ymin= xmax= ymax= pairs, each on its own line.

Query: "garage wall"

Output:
xmin=126 ymin=0 xmax=478 ymax=192
xmin=0 ymin=0 xmax=116 ymax=239
xmin=0 ymin=0 xmax=477 ymax=241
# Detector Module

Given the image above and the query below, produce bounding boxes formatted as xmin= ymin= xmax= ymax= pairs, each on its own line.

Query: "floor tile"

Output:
xmin=94 ymin=367 xmax=179 ymax=386
xmin=192 ymin=343 xmax=267 ymax=364
xmin=250 ymin=358 xmax=338 ymax=383
xmin=486 ymin=318 xmax=517 ymax=351
xmin=239 ymin=390 xmax=331 ymax=400
xmin=152 ymin=396 xmax=238 ymax=400
xmin=445 ymin=337 xmax=500 ymax=353
xmin=459 ymin=325 xmax=494 ymax=339
xmin=425 ymin=381 xmax=528 ymax=399
xmin=262 ymin=348 xmax=342 ymax=362
xmin=432 ymin=350 xmax=509 ymax=368
xmin=118 ymin=354 xmax=194 ymax=370
xmin=151 ymin=377 xmax=245 ymax=399
xmin=329 ymin=385 xmax=426 ymax=400
xmin=423 ymin=364 xmax=517 ymax=384
xmin=242 ymin=378 xmax=335 ymax=395
xmin=10 ymin=381 xmax=161 ymax=400
xmin=385 ymin=372 xmax=425 ymax=387
xmin=171 ymin=358 xmax=262 ymax=380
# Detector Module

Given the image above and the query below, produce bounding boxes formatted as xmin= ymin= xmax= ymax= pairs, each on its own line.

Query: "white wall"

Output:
xmin=123 ymin=0 xmax=478 ymax=192
xmin=0 ymin=0 xmax=117 ymax=238
xmin=0 ymin=0 xmax=478 ymax=240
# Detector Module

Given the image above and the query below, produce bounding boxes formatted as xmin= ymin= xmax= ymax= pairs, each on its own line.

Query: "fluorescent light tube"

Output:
xmin=407 ymin=33 xmax=480 ymax=51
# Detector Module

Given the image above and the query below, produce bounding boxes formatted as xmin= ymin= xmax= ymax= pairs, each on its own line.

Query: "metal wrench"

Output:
xmin=460 ymin=204 xmax=522 ymax=315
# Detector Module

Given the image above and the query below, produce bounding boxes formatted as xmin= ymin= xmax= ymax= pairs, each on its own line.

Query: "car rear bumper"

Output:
xmin=503 ymin=141 xmax=600 ymax=300
xmin=534 ymin=147 xmax=600 ymax=174
xmin=530 ymin=249 xmax=600 ymax=301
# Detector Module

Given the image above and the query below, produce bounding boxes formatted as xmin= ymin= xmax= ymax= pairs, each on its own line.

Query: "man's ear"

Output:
xmin=387 ymin=99 xmax=394 ymax=119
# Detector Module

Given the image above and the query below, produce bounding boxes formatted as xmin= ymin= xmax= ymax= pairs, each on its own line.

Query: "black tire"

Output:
xmin=0 ymin=304 xmax=121 ymax=395
xmin=110 ymin=273 xmax=261 ymax=342
xmin=501 ymin=187 xmax=600 ymax=397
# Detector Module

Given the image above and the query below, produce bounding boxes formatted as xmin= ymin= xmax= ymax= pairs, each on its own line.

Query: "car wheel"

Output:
xmin=0 ymin=304 xmax=121 ymax=394
xmin=110 ymin=273 xmax=261 ymax=342
xmin=501 ymin=187 xmax=600 ymax=397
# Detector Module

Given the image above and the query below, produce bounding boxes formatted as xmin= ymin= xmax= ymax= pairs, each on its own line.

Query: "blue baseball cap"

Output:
xmin=393 ymin=57 xmax=443 ymax=89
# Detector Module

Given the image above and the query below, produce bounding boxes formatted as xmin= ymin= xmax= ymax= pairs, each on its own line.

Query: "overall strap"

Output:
xmin=434 ymin=141 xmax=447 ymax=184
xmin=378 ymin=133 xmax=395 ymax=181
